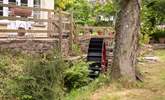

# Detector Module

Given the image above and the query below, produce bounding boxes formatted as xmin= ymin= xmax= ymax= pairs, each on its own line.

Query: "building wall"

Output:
xmin=0 ymin=0 xmax=55 ymax=36
xmin=1 ymin=0 xmax=54 ymax=18
xmin=41 ymin=0 xmax=54 ymax=19
xmin=41 ymin=0 xmax=54 ymax=9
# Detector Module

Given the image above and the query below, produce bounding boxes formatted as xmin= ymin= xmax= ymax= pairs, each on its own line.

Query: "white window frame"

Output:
xmin=33 ymin=0 xmax=40 ymax=19
xmin=1 ymin=0 xmax=41 ymax=17
xmin=0 ymin=0 xmax=41 ymax=25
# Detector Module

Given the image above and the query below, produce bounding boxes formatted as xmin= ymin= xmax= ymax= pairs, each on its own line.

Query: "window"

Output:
xmin=9 ymin=0 xmax=16 ymax=5
xmin=21 ymin=0 xmax=27 ymax=6
xmin=34 ymin=0 xmax=40 ymax=19
xmin=34 ymin=0 xmax=40 ymax=8
xmin=0 ymin=0 xmax=3 ymax=16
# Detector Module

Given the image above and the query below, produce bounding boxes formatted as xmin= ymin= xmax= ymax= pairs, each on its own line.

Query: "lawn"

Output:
xmin=89 ymin=49 xmax=165 ymax=100
xmin=65 ymin=50 xmax=165 ymax=100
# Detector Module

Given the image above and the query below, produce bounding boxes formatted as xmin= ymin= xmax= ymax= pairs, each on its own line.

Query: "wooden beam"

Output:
xmin=0 ymin=37 xmax=59 ymax=41
xmin=78 ymin=35 xmax=113 ymax=41
xmin=69 ymin=12 xmax=74 ymax=54
xmin=58 ymin=11 xmax=63 ymax=52
xmin=0 ymin=16 xmax=57 ymax=22
xmin=0 ymin=29 xmax=54 ymax=33
xmin=47 ymin=11 xmax=52 ymax=37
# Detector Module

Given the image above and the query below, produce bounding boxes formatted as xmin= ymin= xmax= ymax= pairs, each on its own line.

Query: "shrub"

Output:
xmin=0 ymin=50 xmax=25 ymax=98
xmin=139 ymin=33 xmax=151 ymax=45
xmin=5 ymin=51 xmax=66 ymax=100
xmin=64 ymin=75 xmax=110 ymax=100
xmin=71 ymin=44 xmax=82 ymax=56
xmin=64 ymin=60 xmax=90 ymax=91
xmin=151 ymin=29 xmax=165 ymax=40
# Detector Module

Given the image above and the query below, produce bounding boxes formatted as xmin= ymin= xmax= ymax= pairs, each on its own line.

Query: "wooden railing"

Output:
xmin=0 ymin=3 xmax=74 ymax=53
xmin=75 ymin=26 xmax=114 ymax=41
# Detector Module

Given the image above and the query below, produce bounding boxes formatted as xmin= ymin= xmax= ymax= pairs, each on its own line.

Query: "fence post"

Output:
xmin=69 ymin=12 xmax=74 ymax=54
xmin=58 ymin=11 xmax=63 ymax=53
xmin=47 ymin=11 xmax=52 ymax=37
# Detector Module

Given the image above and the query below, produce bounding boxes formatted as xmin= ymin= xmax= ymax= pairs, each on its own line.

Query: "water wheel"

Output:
xmin=87 ymin=38 xmax=107 ymax=78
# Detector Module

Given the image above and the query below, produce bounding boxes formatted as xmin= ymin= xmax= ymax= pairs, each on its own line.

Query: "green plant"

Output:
xmin=64 ymin=75 xmax=110 ymax=100
xmin=139 ymin=33 xmax=151 ymax=45
xmin=0 ymin=50 xmax=25 ymax=98
xmin=64 ymin=60 xmax=90 ymax=91
xmin=5 ymin=51 xmax=67 ymax=100
xmin=141 ymin=0 xmax=165 ymax=43
xmin=71 ymin=44 xmax=82 ymax=56
xmin=151 ymin=29 xmax=165 ymax=40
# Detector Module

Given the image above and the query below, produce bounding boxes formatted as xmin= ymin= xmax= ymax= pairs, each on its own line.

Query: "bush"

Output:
xmin=64 ymin=75 xmax=110 ymax=100
xmin=151 ymin=29 xmax=165 ymax=40
xmin=4 ymin=51 xmax=66 ymax=100
xmin=0 ymin=50 xmax=25 ymax=98
xmin=71 ymin=44 xmax=82 ymax=56
xmin=139 ymin=33 xmax=151 ymax=45
xmin=64 ymin=60 xmax=90 ymax=91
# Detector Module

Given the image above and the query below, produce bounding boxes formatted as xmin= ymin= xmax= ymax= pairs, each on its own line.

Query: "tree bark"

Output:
xmin=112 ymin=0 xmax=140 ymax=81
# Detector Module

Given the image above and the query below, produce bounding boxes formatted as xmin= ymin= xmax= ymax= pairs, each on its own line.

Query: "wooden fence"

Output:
xmin=0 ymin=3 xmax=74 ymax=53
xmin=75 ymin=26 xmax=114 ymax=41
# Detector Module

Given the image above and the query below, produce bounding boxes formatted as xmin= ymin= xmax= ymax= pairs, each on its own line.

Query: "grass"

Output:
xmin=64 ymin=75 xmax=110 ymax=100
xmin=153 ymin=49 xmax=165 ymax=61
xmin=64 ymin=49 xmax=165 ymax=100
xmin=89 ymin=49 xmax=165 ymax=100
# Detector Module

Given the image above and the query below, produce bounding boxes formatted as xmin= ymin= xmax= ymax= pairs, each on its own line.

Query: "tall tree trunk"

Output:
xmin=112 ymin=0 xmax=140 ymax=81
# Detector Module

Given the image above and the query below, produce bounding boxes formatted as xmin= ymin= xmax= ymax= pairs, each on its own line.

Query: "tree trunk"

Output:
xmin=112 ymin=0 xmax=140 ymax=81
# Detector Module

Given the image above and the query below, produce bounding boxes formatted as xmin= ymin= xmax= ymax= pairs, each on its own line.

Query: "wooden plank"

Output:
xmin=78 ymin=35 xmax=113 ymax=41
xmin=0 ymin=37 xmax=59 ymax=41
xmin=69 ymin=12 xmax=73 ymax=54
xmin=0 ymin=33 xmax=71 ymax=38
xmin=62 ymin=21 xmax=70 ymax=24
xmin=63 ymin=30 xmax=70 ymax=33
xmin=0 ymin=29 xmax=54 ymax=33
xmin=61 ymin=11 xmax=70 ymax=15
xmin=58 ymin=11 xmax=63 ymax=52
xmin=78 ymin=26 xmax=113 ymax=30
xmin=47 ymin=11 xmax=52 ymax=37
xmin=0 ymin=16 xmax=58 ymax=22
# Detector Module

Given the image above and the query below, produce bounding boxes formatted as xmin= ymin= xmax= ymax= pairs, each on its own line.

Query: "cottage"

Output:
xmin=0 ymin=0 xmax=54 ymax=18
xmin=0 ymin=0 xmax=54 ymax=36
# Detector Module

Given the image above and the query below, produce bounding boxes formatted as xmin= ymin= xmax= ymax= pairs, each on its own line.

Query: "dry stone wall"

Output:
xmin=0 ymin=39 xmax=69 ymax=56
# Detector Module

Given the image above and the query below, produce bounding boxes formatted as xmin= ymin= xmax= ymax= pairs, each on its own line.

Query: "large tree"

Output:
xmin=112 ymin=0 xmax=141 ymax=81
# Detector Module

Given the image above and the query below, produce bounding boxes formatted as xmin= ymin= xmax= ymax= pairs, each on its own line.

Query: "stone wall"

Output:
xmin=152 ymin=44 xmax=165 ymax=49
xmin=0 ymin=39 xmax=69 ymax=56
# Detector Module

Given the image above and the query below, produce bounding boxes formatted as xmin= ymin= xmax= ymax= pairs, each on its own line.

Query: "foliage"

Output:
xmin=139 ymin=33 xmax=151 ymax=45
xmin=64 ymin=60 xmax=90 ymax=91
xmin=54 ymin=0 xmax=74 ymax=10
xmin=64 ymin=75 xmax=110 ymax=100
xmin=93 ymin=1 xmax=117 ymax=26
xmin=56 ymin=0 xmax=116 ymax=26
xmin=0 ymin=51 xmax=67 ymax=100
xmin=151 ymin=29 xmax=165 ymax=41
xmin=0 ymin=50 xmax=25 ymax=98
xmin=71 ymin=44 xmax=82 ymax=56
xmin=69 ymin=0 xmax=94 ymax=25
xmin=138 ymin=0 xmax=165 ymax=44
xmin=141 ymin=0 xmax=165 ymax=42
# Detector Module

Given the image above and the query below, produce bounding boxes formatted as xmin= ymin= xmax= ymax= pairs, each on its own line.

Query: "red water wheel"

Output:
xmin=87 ymin=38 xmax=107 ymax=78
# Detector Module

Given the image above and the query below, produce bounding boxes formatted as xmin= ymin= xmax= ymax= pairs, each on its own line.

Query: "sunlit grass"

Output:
xmin=89 ymin=49 xmax=165 ymax=100
xmin=154 ymin=49 xmax=165 ymax=61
